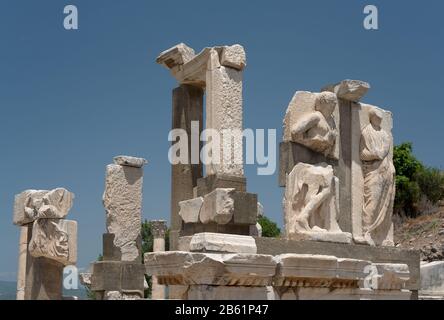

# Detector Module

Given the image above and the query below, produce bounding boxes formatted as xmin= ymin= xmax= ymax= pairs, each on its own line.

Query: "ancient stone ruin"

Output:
xmin=12 ymin=44 xmax=423 ymax=300
xmin=144 ymin=44 xmax=419 ymax=300
xmin=13 ymin=188 xmax=77 ymax=300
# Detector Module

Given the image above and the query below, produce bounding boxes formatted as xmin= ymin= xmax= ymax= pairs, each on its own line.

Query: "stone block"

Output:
xmin=254 ymin=237 xmax=420 ymax=291
xmin=144 ymin=252 xmax=276 ymax=286
xmin=102 ymin=233 xmax=122 ymax=261
xmin=274 ymin=254 xmax=370 ymax=287
xmin=232 ymin=192 xmax=257 ymax=225
xmin=220 ymin=45 xmax=246 ymax=70
xmin=189 ymin=233 xmax=257 ymax=254
xmin=364 ymin=263 xmax=410 ymax=291
xmin=420 ymin=261 xmax=444 ymax=296
xmin=13 ymin=189 xmax=74 ymax=225
xmin=104 ymin=163 xmax=143 ymax=262
xmin=322 ymin=79 xmax=370 ymax=102
xmin=196 ymin=174 xmax=246 ymax=197
xmin=179 ymin=197 xmax=203 ymax=224
xmin=28 ymin=219 xmax=77 ymax=266
xmin=156 ymin=43 xmax=196 ymax=69
xmin=113 ymin=155 xmax=147 ymax=168
xmin=91 ymin=261 xmax=144 ymax=295
xmin=200 ymin=188 xmax=235 ymax=225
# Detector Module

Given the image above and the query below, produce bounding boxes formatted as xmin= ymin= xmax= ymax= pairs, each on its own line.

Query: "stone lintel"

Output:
xmin=189 ymin=233 xmax=257 ymax=254
xmin=322 ymin=79 xmax=370 ymax=102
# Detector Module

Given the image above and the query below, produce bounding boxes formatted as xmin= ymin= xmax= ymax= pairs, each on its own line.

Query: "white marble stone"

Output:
xmin=420 ymin=261 xmax=444 ymax=297
xmin=199 ymin=188 xmax=235 ymax=225
xmin=179 ymin=197 xmax=203 ymax=223
xmin=13 ymin=188 xmax=74 ymax=225
xmin=103 ymin=162 xmax=144 ymax=262
xmin=28 ymin=219 xmax=77 ymax=266
xmin=220 ymin=45 xmax=246 ymax=70
xmin=144 ymin=251 xmax=276 ymax=286
xmin=189 ymin=233 xmax=257 ymax=254
xmin=322 ymin=79 xmax=370 ymax=102
xmin=113 ymin=155 xmax=147 ymax=168
xmin=283 ymin=91 xmax=339 ymax=159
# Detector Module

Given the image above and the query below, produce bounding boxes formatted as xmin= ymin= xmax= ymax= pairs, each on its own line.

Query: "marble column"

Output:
xmin=151 ymin=220 xmax=167 ymax=300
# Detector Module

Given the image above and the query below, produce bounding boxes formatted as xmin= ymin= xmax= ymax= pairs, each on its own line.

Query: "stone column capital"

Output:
xmin=151 ymin=220 xmax=168 ymax=239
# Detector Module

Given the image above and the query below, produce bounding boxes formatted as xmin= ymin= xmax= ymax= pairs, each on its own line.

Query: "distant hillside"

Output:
xmin=0 ymin=281 xmax=88 ymax=300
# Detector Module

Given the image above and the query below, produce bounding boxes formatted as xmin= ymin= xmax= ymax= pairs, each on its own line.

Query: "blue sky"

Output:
xmin=0 ymin=0 xmax=443 ymax=281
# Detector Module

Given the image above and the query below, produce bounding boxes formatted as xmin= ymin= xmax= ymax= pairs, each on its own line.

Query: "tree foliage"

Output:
xmin=258 ymin=216 xmax=281 ymax=238
xmin=394 ymin=142 xmax=444 ymax=217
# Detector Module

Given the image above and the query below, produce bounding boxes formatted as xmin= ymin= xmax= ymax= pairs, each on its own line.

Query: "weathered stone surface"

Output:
xmin=351 ymin=104 xmax=395 ymax=247
xmin=200 ymin=188 xmax=235 ymax=225
xmin=362 ymin=263 xmax=410 ymax=291
xmin=283 ymin=91 xmax=339 ymax=159
xmin=273 ymin=254 xmax=370 ymax=287
xmin=170 ymin=84 xmax=204 ymax=250
xmin=420 ymin=261 xmax=444 ymax=296
xmin=188 ymin=285 xmax=270 ymax=300
xmin=156 ymin=43 xmax=196 ymax=69
xmin=144 ymin=252 xmax=276 ymax=286
xmin=24 ymin=257 xmax=64 ymax=300
xmin=28 ymin=219 xmax=77 ymax=266
xmin=179 ymin=197 xmax=203 ymax=224
xmin=284 ymin=162 xmax=351 ymax=244
xmin=232 ymin=192 xmax=258 ymax=225
xmin=13 ymin=188 xmax=74 ymax=225
xmin=322 ymin=79 xmax=370 ymax=102
xmin=91 ymin=261 xmax=145 ymax=296
xmin=220 ymin=45 xmax=246 ymax=70
xmin=206 ymin=48 xmax=244 ymax=176
xmin=113 ymin=155 xmax=147 ymax=168
xmin=196 ymin=174 xmax=246 ymax=197
xmin=103 ymin=162 xmax=143 ymax=262
xmin=255 ymin=237 xmax=420 ymax=291
xmin=189 ymin=233 xmax=257 ymax=254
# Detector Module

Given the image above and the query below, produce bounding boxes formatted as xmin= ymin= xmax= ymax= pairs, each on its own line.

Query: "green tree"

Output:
xmin=258 ymin=216 xmax=281 ymax=238
xmin=393 ymin=142 xmax=444 ymax=217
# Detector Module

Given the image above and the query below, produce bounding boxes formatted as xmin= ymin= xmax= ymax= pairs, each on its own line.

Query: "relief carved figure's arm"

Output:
xmin=291 ymin=113 xmax=320 ymax=141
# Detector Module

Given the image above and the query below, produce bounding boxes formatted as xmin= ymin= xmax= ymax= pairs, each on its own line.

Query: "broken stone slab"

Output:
xmin=28 ymin=219 xmax=77 ymax=266
xmin=156 ymin=43 xmax=196 ymax=69
xmin=200 ymin=188 xmax=236 ymax=225
xmin=363 ymin=263 xmax=410 ymax=291
xmin=420 ymin=261 xmax=444 ymax=298
xmin=273 ymin=254 xmax=371 ymax=287
xmin=113 ymin=155 xmax=147 ymax=168
xmin=189 ymin=233 xmax=257 ymax=254
xmin=13 ymin=188 xmax=74 ymax=225
xmin=103 ymin=161 xmax=144 ymax=262
xmin=220 ymin=45 xmax=246 ymax=70
xmin=144 ymin=251 xmax=276 ymax=286
xmin=322 ymin=79 xmax=370 ymax=102
xmin=179 ymin=197 xmax=204 ymax=224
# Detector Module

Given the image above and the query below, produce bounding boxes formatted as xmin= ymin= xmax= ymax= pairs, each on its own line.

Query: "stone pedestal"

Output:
xmin=144 ymin=249 xmax=413 ymax=300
